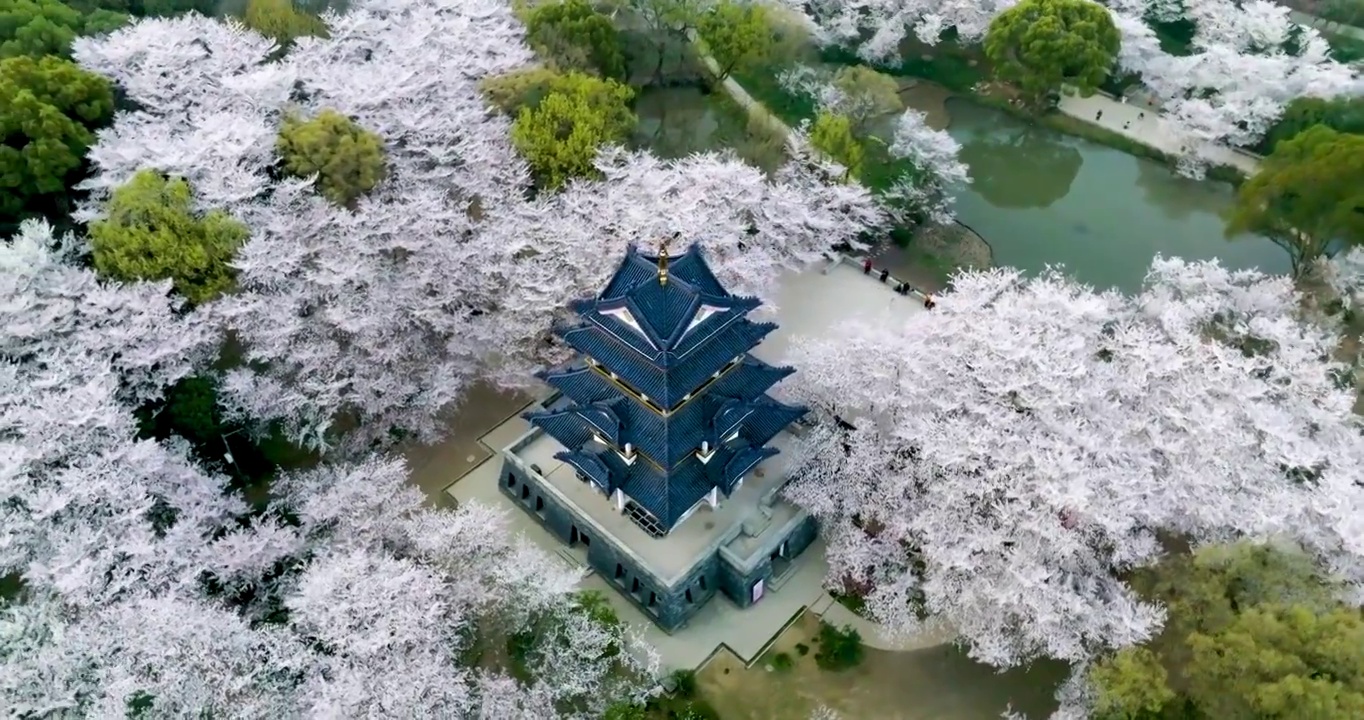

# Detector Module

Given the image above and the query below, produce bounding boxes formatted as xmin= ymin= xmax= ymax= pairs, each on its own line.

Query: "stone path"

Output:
xmin=1055 ymin=92 xmax=1261 ymax=175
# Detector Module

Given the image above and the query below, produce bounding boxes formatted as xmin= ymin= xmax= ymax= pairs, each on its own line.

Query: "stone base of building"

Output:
xmin=499 ymin=445 xmax=820 ymax=633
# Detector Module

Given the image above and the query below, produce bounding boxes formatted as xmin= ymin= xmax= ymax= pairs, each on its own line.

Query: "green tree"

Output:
xmin=240 ymin=0 xmax=326 ymax=49
xmin=984 ymin=0 xmax=1120 ymax=105
xmin=808 ymin=111 xmax=863 ymax=181
xmin=695 ymin=0 xmax=775 ymax=84
xmin=0 ymin=0 xmax=83 ymax=58
xmin=524 ymin=0 xmax=626 ymax=81
xmin=1185 ymin=603 xmax=1364 ymax=719
xmin=81 ymin=6 xmax=127 ymax=33
xmin=832 ymin=65 xmax=903 ymax=131
xmin=89 ymin=170 xmax=250 ymax=304
xmin=1226 ymin=125 xmax=1364 ymax=277
xmin=1262 ymin=95 xmax=1364 ymax=152
xmin=479 ymin=65 xmax=561 ymax=114
xmin=1088 ymin=647 xmax=1177 ymax=720
xmin=1089 ymin=542 xmax=1360 ymax=720
xmin=510 ymin=70 xmax=634 ymax=189
xmin=0 ymin=54 xmax=113 ymax=222
xmin=276 ymin=109 xmax=388 ymax=207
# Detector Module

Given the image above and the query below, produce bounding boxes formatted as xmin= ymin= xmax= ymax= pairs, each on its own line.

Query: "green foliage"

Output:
xmin=1226 ymin=125 xmax=1364 ymax=277
xmin=276 ymin=109 xmax=388 ymax=207
xmin=676 ymin=699 xmax=721 ymax=720
xmin=794 ymin=642 xmax=810 ymax=656
xmin=1088 ymin=542 xmax=1362 ymax=720
xmin=65 ymin=0 xmax=210 ymax=18
xmin=0 ymin=0 xmax=82 ymax=58
xmin=524 ymin=0 xmax=626 ymax=80
xmin=832 ymin=64 xmax=902 ymax=128
xmin=602 ymin=701 xmax=650 ymax=720
xmin=984 ymin=0 xmax=1120 ymax=104
xmin=1261 ymin=95 xmax=1364 ymax=153
xmin=241 ymin=0 xmax=326 ymax=48
xmin=808 ymin=111 xmax=863 ymax=181
xmin=90 ymin=170 xmax=250 ymax=304
xmin=479 ymin=64 xmax=561 ymax=113
xmin=695 ymin=0 xmax=775 ymax=82
xmin=669 ymin=667 xmax=697 ymax=698
xmin=1185 ymin=603 xmax=1364 ymax=719
xmin=813 ymin=621 xmax=863 ymax=671
xmin=143 ymin=375 xmax=224 ymax=446
xmin=510 ymin=70 xmax=635 ymax=189
xmin=771 ymin=651 xmax=794 ymax=671
xmin=80 ymin=6 xmax=126 ymax=33
xmin=1317 ymin=0 xmax=1364 ymax=27
xmin=1088 ymin=647 xmax=1176 ymax=720
xmin=0 ymin=54 xmax=112 ymax=221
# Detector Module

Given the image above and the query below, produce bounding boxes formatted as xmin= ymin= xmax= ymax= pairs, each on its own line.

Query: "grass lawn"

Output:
xmin=696 ymin=612 xmax=1067 ymax=720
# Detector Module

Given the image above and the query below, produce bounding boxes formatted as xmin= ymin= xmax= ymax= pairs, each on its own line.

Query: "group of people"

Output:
xmin=862 ymin=258 xmax=936 ymax=309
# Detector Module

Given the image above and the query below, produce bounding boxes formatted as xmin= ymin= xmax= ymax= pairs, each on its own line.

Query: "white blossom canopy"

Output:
xmin=73 ymin=3 xmax=890 ymax=451
xmin=777 ymin=0 xmax=1363 ymax=167
xmin=785 ymin=259 xmax=1364 ymax=667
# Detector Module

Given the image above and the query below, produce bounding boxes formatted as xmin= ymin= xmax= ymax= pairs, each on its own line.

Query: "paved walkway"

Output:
xmin=1055 ymin=92 xmax=1261 ymax=175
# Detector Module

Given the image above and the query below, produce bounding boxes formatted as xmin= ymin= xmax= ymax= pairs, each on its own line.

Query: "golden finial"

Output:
xmin=657 ymin=234 xmax=673 ymax=286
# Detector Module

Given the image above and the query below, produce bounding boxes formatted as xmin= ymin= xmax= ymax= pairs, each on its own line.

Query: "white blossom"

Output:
xmin=786 ymin=259 xmax=1364 ymax=667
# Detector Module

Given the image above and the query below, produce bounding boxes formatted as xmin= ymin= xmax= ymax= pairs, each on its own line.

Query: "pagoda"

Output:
xmin=524 ymin=241 xmax=809 ymax=535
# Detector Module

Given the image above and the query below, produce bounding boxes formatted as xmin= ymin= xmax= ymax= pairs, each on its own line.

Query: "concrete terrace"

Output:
xmin=515 ymin=428 xmax=803 ymax=583
xmin=419 ymin=256 xmax=934 ymax=670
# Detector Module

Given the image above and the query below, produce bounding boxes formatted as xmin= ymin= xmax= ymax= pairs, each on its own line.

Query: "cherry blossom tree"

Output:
xmin=468 ymin=146 xmax=890 ymax=384
xmin=779 ymin=0 xmax=1362 ymax=168
xmin=778 ymin=64 xmax=970 ymax=223
xmin=784 ymin=259 xmax=1364 ymax=667
xmin=883 ymin=109 xmax=971 ymax=224
xmin=73 ymin=4 xmax=886 ymax=452
xmin=272 ymin=456 xmax=659 ymax=716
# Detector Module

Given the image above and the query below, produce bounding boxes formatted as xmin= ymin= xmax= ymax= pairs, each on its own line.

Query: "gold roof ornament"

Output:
xmin=657 ymin=234 xmax=673 ymax=286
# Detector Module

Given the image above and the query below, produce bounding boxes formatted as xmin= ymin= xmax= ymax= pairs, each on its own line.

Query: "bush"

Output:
xmin=795 ymin=642 xmax=810 ymax=656
xmin=276 ymin=109 xmax=388 ymax=207
xmin=669 ymin=668 xmax=698 ymax=698
xmin=771 ymin=651 xmax=795 ymax=671
xmin=676 ymin=699 xmax=721 ymax=720
xmin=814 ymin=621 xmax=864 ymax=671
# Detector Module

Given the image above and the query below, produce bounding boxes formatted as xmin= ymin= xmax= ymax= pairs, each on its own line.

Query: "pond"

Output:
xmin=943 ymin=99 xmax=1291 ymax=293
xmin=631 ymin=85 xmax=788 ymax=173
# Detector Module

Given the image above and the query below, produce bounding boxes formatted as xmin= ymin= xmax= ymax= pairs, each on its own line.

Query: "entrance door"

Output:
xmin=751 ymin=578 xmax=764 ymax=604
xmin=569 ymin=525 xmax=579 ymax=545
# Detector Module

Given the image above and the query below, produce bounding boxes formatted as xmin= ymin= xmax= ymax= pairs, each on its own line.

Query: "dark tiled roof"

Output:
xmin=557 ymin=318 xmax=777 ymax=408
xmin=524 ymin=242 xmax=808 ymax=531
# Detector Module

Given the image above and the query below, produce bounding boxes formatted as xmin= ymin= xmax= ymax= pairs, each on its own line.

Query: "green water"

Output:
xmin=944 ymin=99 xmax=1291 ymax=293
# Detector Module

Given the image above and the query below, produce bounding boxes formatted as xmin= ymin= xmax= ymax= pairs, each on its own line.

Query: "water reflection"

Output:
xmin=958 ymin=127 xmax=1084 ymax=209
xmin=631 ymin=86 xmax=786 ymax=172
xmin=944 ymin=99 xmax=1291 ymax=292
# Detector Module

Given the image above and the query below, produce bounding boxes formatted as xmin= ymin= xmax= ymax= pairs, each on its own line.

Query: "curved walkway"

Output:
xmin=1055 ymin=93 xmax=1260 ymax=175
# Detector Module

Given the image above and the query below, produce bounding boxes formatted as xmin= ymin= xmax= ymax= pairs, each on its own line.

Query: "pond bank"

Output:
xmin=687 ymin=35 xmax=990 ymax=291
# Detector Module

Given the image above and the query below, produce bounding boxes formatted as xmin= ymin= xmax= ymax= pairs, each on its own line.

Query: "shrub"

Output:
xmin=276 ymin=109 xmax=388 ymax=207
xmin=814 ymin=621 xmax=864 ymax=671
xmin=669 ymin=667 xmax=699 ymax=698
xmin=90 ymin=170 xmax=248 ymax=305
xmin=771 ymin=651 xmax=795 ymax=671
xmin=795 ymin=642 xmax=810 ymax=656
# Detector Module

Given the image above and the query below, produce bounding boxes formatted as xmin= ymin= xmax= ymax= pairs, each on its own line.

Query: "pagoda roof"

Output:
xmin=533 ymin=360 xmax=805 ymax=468
xmin=557 ymin=318 xmax=777 ymax=409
